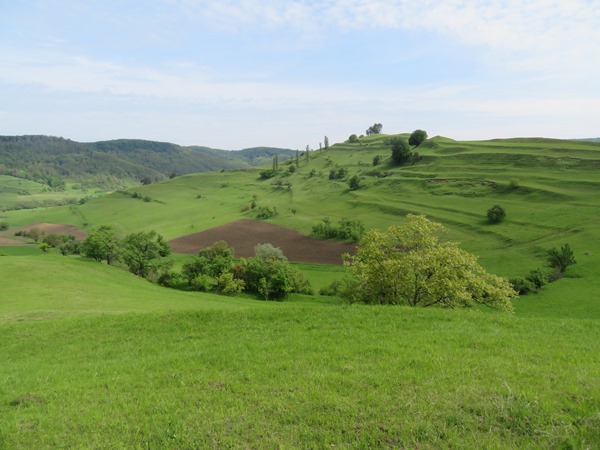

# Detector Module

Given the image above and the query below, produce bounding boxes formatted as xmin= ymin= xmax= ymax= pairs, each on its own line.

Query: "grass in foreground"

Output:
xmin=1 ymin=306 xmax=598 ymax=449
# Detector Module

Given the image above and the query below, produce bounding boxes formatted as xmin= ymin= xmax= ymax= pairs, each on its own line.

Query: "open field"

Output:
xmin=1 ymin=135 xmax=600 ymax=447
xmin=0 ymin=258 xmax=598 ymax=448
xmin=169 ymin=219 xmax=355 ymax=264
xmin=0 ymin=175 xmax=106 ymax=212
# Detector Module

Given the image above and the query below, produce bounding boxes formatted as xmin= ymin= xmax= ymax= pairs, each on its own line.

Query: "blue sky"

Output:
xmin=1 ymin=0 xmax=598 ymax=149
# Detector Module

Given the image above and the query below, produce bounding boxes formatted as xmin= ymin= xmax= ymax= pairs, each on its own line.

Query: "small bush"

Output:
xmin=509 ymin=277 xmax=535 ymax=295
xmin=319 ymin=279 xmax=347 ymax=296
xmin=348 ymin=134 xmax=359 ymax=143
xmin=547 ymin=244 xmax=576 ymax=275
xmin=526 ymin=269 xmax=548 ymax=292
xmin=259 ymin=170 xmax=276 ymax=179
xmin=348 ymin=175 xmax=361 ymax=191
xmin=256 ymin=206 xmax=278 ymax=219
xmin=372 ymin=155 xmax=382 ymax=166
xmin=0 ymin=221 xmax=8 ymax=231
xmin=312 ymin=217 xmax=365 ymax=243
xmin=487 ymin=205 xmax=506 ymax=224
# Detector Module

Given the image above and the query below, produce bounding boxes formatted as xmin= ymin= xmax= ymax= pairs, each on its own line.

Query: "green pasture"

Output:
xmin=0 ymin=293 xmax=598 ymax=448
xmin=0 ymin=175 xmax=105 ymax=211
xmin=3 ymin=135 xmax=599 ymax=278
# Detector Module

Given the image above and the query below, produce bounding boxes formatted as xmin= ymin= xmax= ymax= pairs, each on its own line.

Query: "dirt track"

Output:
xmin=169 ymin=220 xmax=355 ymax=265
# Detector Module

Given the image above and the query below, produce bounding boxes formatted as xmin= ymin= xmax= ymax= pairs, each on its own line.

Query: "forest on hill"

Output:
xmin=0 ymin=135 xmax=294 ymax=190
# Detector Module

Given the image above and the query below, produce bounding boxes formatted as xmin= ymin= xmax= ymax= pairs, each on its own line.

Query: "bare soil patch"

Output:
xmin=0 ymin=236 xmax=24 ymax=246
xmin=169 ymin=219 xmax=355 ymax=265
xmin=17 ymin=223 xmax=88 ymax=240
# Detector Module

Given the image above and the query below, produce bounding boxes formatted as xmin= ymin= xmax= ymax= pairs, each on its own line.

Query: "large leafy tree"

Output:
xmin=366 ymin=123 xmax=383 ymax=135
xmin=408 ymin=129 xmax=428 ymax=147
xmin=390 ymin=137 xmax=412 ymax=165
xmin=121 ymin=230 xmax=171 ymax=278
xmin=343 ymin=215 xmax=515 ymax=311
xmin=81 ymin=225 xmax=121 ymax=265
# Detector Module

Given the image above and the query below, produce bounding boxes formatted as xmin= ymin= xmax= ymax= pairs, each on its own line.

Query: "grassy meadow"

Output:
xmin=1 ymin=135 xmax=600 ymax=447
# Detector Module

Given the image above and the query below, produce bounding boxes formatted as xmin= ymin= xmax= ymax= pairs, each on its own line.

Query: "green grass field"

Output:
xmin=0 ymin=175 xmax=106 ymax=212
xmin=0 ymin=256 xmax=598 ymax=448
xmin=1 ymin=135 xmax=600 ymax=447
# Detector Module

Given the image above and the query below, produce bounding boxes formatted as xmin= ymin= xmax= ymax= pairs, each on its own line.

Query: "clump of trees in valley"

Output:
xmin=177 ymin=241 xmax=312 ymax=300
xmin=342 ymin=214 xmax=516 ymax=311
xmin=78 ymin=228 xmax=311 ymax=300
xmin=79 ymin=226 xmax=172 ymax=280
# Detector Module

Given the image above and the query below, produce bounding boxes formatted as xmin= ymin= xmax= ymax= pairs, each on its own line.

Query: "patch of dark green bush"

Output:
xmin=487 ymin=205 xmax=506 ymax=224
xmin=312 ymin=217 xmax=365 ymax=242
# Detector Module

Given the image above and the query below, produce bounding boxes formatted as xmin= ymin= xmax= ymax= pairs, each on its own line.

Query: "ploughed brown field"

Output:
xmin=169 ymin=220 xmax=355 ymax=265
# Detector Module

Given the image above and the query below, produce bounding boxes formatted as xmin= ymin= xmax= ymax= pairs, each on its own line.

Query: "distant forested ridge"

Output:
xmin=0 ymin=135 xmax=294 ymax=189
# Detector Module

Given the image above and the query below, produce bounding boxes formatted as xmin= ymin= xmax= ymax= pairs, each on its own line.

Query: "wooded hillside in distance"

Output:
xmin=0 ymin=135 xmax=294 ymax=190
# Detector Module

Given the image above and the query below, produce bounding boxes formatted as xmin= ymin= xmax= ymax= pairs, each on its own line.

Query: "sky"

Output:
xmin=0 ymin=0 xmax=599 ymax=149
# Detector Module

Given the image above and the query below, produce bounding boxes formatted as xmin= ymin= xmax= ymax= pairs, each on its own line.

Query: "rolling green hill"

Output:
xmin=5 ymin=134 xmax=598 ymax=277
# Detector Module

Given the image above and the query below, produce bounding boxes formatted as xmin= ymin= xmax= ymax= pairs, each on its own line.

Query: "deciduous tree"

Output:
xmin=390 ymin=137 xmax=412 ymax=165
xmin=122 ymin=230 xmax=171 ymax=278
xmin=343 ymin=215 xmax=515 ymax=311
xmin=547 ymin=244 xmax=576 ymax=275
xmin=82 ymin=225 xmax=120 ymax=265
xmin=366 ymin=123 xmax=383 ymax=135
xmin=408 ymin=129 xmax=428 ymax=147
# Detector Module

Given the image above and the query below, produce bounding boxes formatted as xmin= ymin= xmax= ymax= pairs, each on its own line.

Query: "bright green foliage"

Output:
xmin=408 ymin=129 xmax=428 ymax=147
xmin=526 ymin=269 xmax=548 ymax=292
xmin=38 ymin=242 xmax=51 ymax=253
xmin=82 ymin=225 xmax=121 ymax=265
xmin=547 ymin=243 xmax=576 ymax=275
xmin=234 ymin=248 xmax=312 ymax=300
xmin=216 ymin=272 xmax=245 ymax=295
xmin=487 ymin=205 xmax=506 ymax=224
xmin=259 ymin=169 xmax=275 ymax=179
xmin=343 ymin=215 xmax=515 ymax=311
xmin=390 ymin=137 xmax=412 ymax=164
xmin=311 ymin=217 xmax=365 ymax=242
xmin=121 ymin=230 xmax=171 ymax=278
xmin=182 ymin=240 xmax=234 ymax=285
xmin=255 ymin=243 xmax=286 ymax=261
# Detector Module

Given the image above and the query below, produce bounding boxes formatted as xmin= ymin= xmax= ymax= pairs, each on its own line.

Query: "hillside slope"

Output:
xmin=4 ymin=134 xmax=600 ymax=278
xmin=0 ymin=135 xmax=294 ymax=190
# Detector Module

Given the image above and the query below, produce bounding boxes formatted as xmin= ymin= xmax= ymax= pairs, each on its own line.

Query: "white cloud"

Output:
xmin=172 ymin=0 xmax=600 ymax=73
